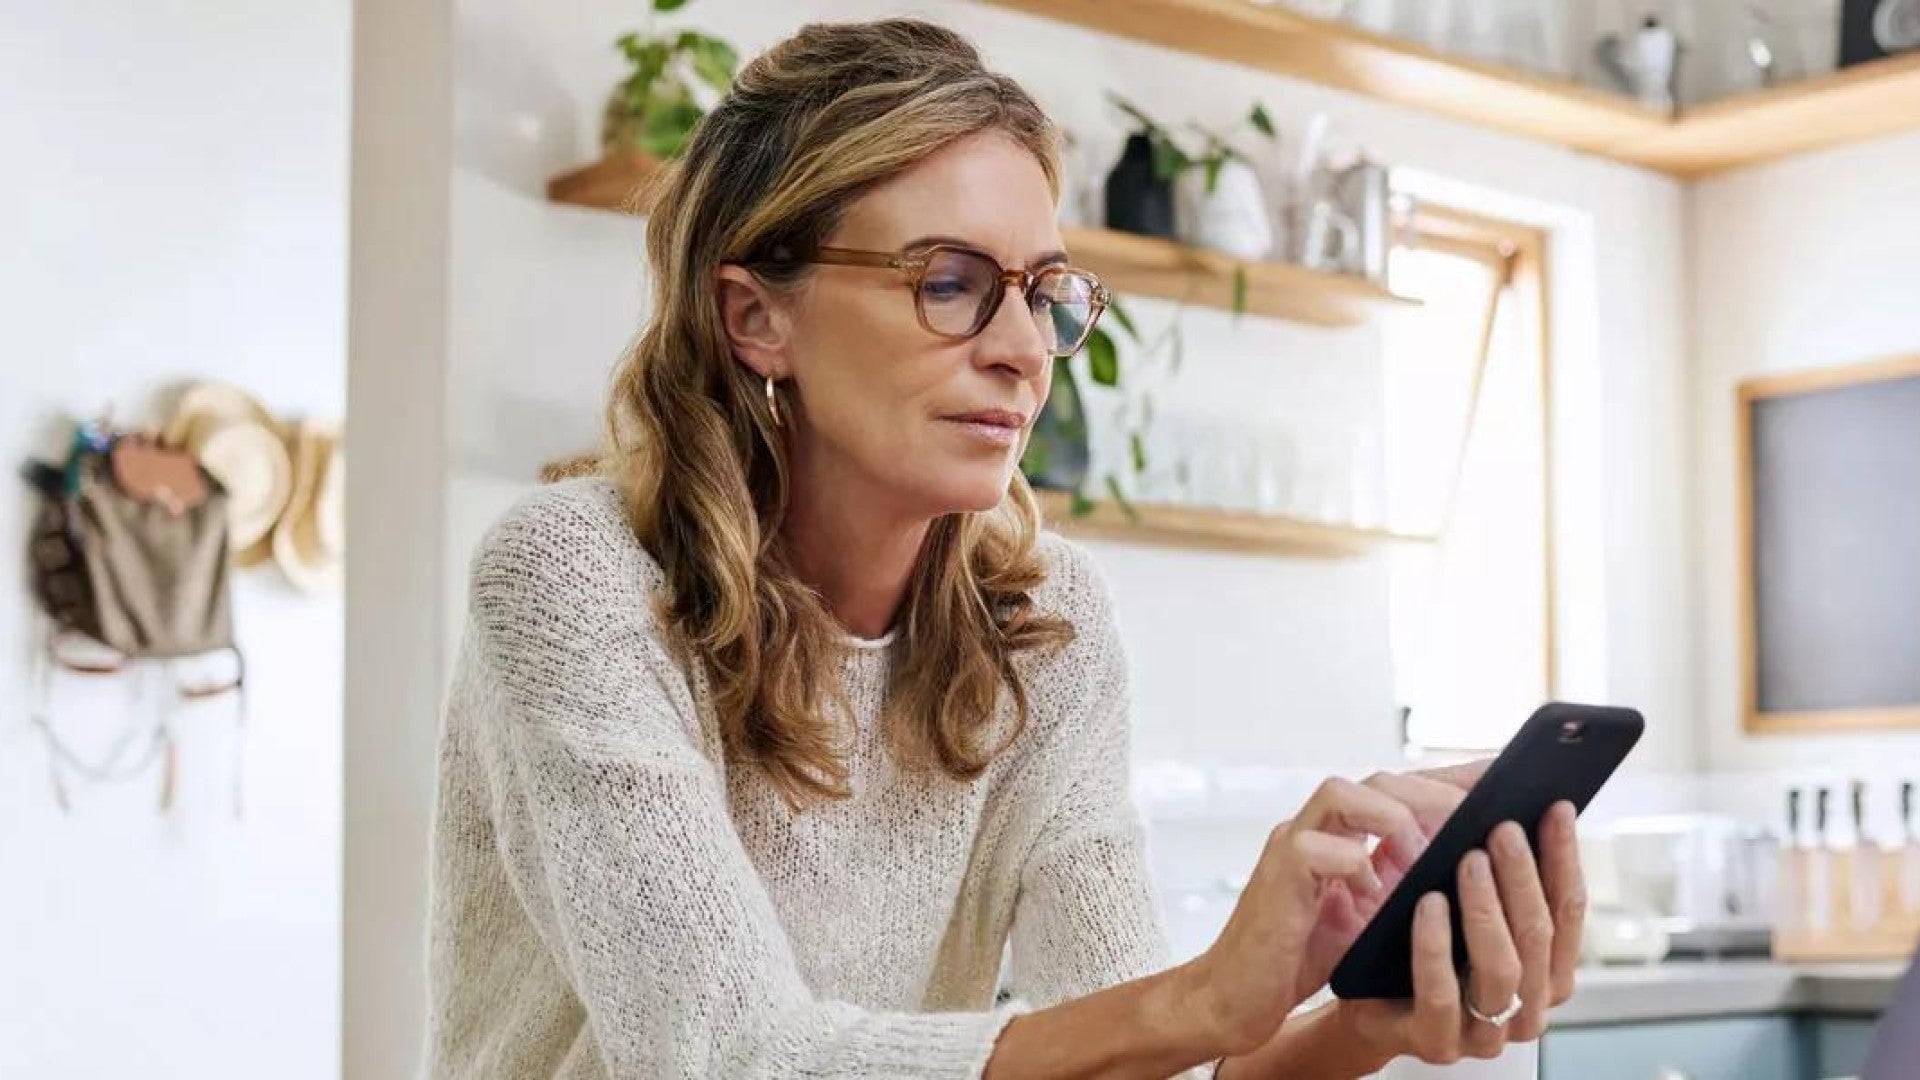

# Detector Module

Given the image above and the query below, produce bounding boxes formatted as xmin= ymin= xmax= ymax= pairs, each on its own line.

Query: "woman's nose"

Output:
xmin=971 ymin=284 xmax=1049 ymax=381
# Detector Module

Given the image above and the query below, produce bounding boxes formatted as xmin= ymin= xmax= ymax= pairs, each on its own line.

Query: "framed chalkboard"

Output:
xmin=1739 ymin=353 xmax=1920 ymax=733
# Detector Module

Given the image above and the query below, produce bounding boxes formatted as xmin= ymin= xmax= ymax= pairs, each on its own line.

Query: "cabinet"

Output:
xmin=1812 ymin=1018 xmax=1880 ymax=1079
xmin=1541 ymin=1017 xmax=1805 ymax=1080
xmin=1541 ymin=1015 xmax=1878 ymax=1080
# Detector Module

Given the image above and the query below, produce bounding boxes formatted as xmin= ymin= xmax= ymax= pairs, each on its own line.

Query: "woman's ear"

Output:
xmin=715 ymin=264 xmax=790 ymax=381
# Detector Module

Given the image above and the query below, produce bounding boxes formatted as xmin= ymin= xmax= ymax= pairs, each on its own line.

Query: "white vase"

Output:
xmin=1174 ymin=159 xmax=1273 ymax=261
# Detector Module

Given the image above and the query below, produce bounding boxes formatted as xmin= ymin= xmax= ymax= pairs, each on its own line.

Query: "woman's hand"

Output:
xmin=1293 ymin=767 xmax=1485 ymax=997
xmin=1334 ymin=799 xmax=1589 ymax=1065
xmin=1181 ymin=777 xmax=1432 ymax=1056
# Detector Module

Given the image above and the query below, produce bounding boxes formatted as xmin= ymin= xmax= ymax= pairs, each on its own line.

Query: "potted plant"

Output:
xmin=1021 ymin=351 xmax=1097 ymax=501
xmin=601 ymin=0 xmax=741 ymax=160
xmin=1022 ymin=296 xmax=1183 ymax=519
xmin=1104 ymin=95 xmax=1277 ymax=259
xmin=1172 ymin=107 xmax=1278 ymax=261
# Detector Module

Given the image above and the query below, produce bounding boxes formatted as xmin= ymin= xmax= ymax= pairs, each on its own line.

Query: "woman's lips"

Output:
xmin=941 ymin=409 xmax=1028 ymax=448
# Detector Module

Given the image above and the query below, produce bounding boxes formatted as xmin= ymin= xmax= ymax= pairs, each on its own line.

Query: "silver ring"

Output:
xmin=1465 ymin=989 xmax=1523 ymax=1027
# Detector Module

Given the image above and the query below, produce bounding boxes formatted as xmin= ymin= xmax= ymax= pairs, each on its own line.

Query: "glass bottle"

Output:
xmin=1794 ymin=0 xmax=1843 ymax=80
xmin=1445 ymin=0 xmax=1507 ymax=64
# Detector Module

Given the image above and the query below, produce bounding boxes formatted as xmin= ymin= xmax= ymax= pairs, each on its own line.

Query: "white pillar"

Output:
xmin=344 ymin=0 xmax=452 ymax=1073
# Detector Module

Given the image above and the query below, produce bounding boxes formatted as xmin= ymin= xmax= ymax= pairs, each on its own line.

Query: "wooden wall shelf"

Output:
xmin=1064 ymin=227 xmax=1415 ymax=326
xmin=1629 ymin=51 xmax=1920 ymax=176
xmin=980 ymin=0 xmax=1920 ymax=179
xmin=546 ymin=149 xmax=669 ymax=210
xmin=1035 ymin=489 xmax=1434 ymax=558
xmin=547 ymin=151 xmax=1416 ymax=326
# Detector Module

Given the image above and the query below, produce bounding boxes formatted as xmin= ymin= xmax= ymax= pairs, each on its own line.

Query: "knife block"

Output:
xmin=1774 ymin=847 xmax=1920 ymax=962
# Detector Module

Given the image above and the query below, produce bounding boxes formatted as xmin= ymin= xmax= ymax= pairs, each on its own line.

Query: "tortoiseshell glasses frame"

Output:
xmin=800 ymin=242 xmax=1110 ymax=359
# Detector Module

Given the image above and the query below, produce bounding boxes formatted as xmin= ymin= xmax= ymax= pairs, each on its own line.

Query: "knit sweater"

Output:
xmin=425 ymin=478 xmax=1215 ymax=1079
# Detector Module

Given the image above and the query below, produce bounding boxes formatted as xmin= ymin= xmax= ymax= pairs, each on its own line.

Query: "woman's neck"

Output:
xmin=781 ymin=469 xmax=931 ymax=642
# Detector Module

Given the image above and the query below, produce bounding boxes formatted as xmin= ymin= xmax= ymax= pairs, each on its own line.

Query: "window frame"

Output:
xmin=1393 ymin=205 xmax=1557 ymax=756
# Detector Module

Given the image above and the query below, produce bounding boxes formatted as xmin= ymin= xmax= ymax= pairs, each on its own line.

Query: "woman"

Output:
xmin=427 ymin=18 xmax=1585 ymax=1079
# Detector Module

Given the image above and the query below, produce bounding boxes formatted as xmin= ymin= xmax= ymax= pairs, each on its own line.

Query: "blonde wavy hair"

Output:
xmin=597 ymin=19 xmax=1077 ymax=810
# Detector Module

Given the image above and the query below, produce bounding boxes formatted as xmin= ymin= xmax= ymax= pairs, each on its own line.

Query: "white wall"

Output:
xmin=0 ymin=4 xmax=349 ymax=1077
xmin=447 ymin=0 xmax=1696 ymax=778
xmin=1687 ymin=129 xmax=1920 ymax=805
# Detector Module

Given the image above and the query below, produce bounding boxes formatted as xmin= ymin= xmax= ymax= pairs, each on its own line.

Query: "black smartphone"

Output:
xmin=1329 ymin=701 xmax=1644 ymax=1000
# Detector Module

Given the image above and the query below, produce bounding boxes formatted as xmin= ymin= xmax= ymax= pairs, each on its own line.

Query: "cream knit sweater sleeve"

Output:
xmin=459 ymin=496 xmax=1030 ymax=1078
xmin=1002 ymin=555 xmax=1220 ymax=1080
xmin=1006 ymin=550 xmax=1171 ymax=1006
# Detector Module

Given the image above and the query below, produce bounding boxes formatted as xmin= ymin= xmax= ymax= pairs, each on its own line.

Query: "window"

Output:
xmin=1384 ymin=210 xmax=1553 ymax=754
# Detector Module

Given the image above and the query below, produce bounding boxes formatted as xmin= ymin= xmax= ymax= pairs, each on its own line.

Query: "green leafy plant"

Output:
xmin=1026 ymin=101 xmax=1281 ymax=518
xmin=602 ymin=0 xmax=740 ymax=160
xmin=1021 ymin=295 xmax=1187 ymax=521
xmin=1184 ymin=105 xmax=1278 ymax=196
xmin=1106 ymin=94 xmax=1276 ymax=322
xmin=1106 ymin=93 xmax=1190 ymax=186
xmin=1106 ymin=94 xmax=1276 ymax=195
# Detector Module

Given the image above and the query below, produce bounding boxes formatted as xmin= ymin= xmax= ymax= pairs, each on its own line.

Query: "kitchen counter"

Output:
xmin=1554 ymin=959 xmax=1907 ymax=1026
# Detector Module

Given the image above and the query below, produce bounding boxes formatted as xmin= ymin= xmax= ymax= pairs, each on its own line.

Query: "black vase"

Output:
xmin=1104 ymin=132 xmax=1175 ymax=240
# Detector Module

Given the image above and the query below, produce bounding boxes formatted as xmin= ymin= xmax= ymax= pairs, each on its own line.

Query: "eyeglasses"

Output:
xmin=797 ymin=242 xmax=1109 ymax=359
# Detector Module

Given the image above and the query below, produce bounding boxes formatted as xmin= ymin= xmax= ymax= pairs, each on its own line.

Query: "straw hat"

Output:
xmin=163 ymin=382 xmax=291 ymax=564
xmin=271 ymin=421 xmax=344 ymax=595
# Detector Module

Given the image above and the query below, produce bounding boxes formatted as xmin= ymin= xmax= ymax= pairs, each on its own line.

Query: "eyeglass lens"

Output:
xmin=916 ymin=248 xmax=1100 ymax=357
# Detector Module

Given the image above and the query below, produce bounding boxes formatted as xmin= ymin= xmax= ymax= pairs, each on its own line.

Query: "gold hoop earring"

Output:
xmin=764 ymin=375 xmax=782 ymax=428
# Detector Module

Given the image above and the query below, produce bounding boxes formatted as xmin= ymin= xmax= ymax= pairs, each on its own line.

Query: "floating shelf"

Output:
xmin=980 ymin=0 xmax=1920 ymax=178
xmin=546 ymin=149 xmax=669 ymax=210
xmin=1061 ymin=226 xmax=1415 ymax=326
xmin=547 ymin=151 xmax=1414 ymax=326
xmin=1035 ymin=489 xmax=1434 ymax=558
xmin=1628 ymin=52 xmax=1920 ymax=176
